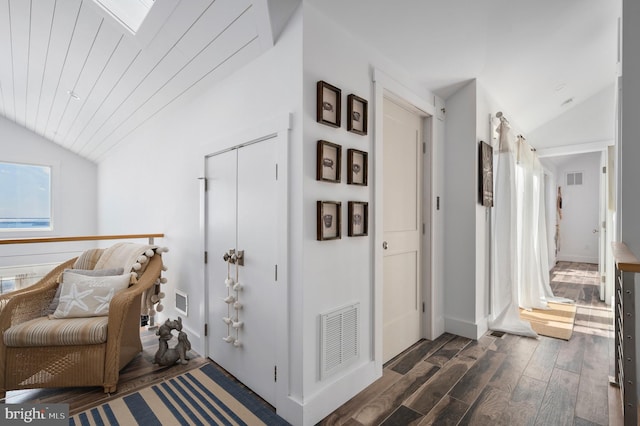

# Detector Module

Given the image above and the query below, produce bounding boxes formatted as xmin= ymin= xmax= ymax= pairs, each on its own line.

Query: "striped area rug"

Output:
xmin=70 ymin=363 xmax=290 ymax=425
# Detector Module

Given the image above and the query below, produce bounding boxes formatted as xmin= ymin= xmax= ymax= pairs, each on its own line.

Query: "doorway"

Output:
xmin=381 ymin=96 xmax=427 ymax=363
xmin=205 ymin=137 xmax=278 ymax=406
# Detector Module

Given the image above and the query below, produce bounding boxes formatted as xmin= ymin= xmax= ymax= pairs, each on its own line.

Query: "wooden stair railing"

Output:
xmin=0 ymin=233 xmax=164 ymax=245
xmin=611 ymin=242 xmax=640 ymax=426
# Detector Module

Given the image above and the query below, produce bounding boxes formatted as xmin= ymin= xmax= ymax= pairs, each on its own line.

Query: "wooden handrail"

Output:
xmin=0 ymin=233 xmax=164 ymax=245
xmin=612 ymin=242 xmax=640 ymax=273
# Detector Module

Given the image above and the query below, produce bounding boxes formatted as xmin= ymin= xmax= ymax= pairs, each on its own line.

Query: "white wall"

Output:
xmin=300 ymin=4 xmax=444 ymax=424
xmin=555 ymin=153 xmax=601 ymax=264
xmin=443 ymin=80 xmax=478 ymax=336
xmin=0 ymin=116 xmax=97 ymax=266
xmin=97 ymin=6 xmax=304 ymax=422
xmin=443 ymin=79 xmax=528 ymax=339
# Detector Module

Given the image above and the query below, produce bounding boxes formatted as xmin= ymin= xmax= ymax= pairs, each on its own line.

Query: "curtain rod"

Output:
xmin=497 ymin=111 xmax=537 ymax=152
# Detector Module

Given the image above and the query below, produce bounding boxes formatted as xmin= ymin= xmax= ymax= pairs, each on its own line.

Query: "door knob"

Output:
xmin=382 ymin=241 xmax=388 ymax=250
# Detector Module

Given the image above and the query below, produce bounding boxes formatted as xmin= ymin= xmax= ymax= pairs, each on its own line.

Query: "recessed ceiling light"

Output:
xmin=561 ymin=97 xmax=574 ymax=107
xmin=67 ymin=90 xmax=80 ymax=101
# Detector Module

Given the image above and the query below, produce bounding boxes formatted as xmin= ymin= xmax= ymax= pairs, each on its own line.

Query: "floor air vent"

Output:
xmin=320 ymin=303 xmax=359 ymax=380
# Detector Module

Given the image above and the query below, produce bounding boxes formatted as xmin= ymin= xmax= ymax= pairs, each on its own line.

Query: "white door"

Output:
xmin=598 ymin=150 xmax=607 ymax=300
xmin=206 ymin=138 xmax=277 ymax=405
xmin=382 ymin=97 xmax=423 ymax=363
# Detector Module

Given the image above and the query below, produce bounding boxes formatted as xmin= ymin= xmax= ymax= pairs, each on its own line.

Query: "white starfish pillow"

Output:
xmin=52 ymin=272 xmax=130 ymax=318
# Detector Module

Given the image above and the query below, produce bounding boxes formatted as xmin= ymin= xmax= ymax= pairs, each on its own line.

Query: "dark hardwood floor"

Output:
xmin=2 ymin=262 xmax=622 ymax=425
xmin=320 ymin=262 xmax=622 ymax=426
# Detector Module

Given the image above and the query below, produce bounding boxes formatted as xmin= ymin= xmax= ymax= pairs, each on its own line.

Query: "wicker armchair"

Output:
xmin=0 ymin=254 xmax=162 ymax=398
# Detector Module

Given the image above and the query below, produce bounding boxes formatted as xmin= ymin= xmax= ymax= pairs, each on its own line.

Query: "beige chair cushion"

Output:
xmin=4 ymin=316 xmax=109 ymax=347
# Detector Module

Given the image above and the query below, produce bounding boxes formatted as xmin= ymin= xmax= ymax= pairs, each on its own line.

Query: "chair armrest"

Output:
xmin=104 ymin=254 xmax=162 ymax=381
xmin=108 ymin=255 xmax=162 ymax=323
xmin=0 ymin=258 xmax=76 ymax=332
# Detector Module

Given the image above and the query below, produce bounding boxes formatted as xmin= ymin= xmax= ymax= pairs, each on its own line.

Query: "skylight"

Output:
xmin=91 ymin=0 xmax=155 ymax=34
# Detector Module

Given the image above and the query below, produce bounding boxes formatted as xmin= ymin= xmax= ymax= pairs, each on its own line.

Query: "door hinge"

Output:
xmin=274 ymin=366 xmax=277 ymax=382
xmin=436 ymin=196 xmax=440 ymax=210
xmin=198 ymin=177 xmax=208 ymax=191
xmin=602 ymin=166 xmax=607 ymax=174
xmin=422 ymin=302 xmax=425 ymax=313
xmin=423 ymin=142 xmax=426 ymax=154
xmin=275 ymin=264 xmax=278 ymax=281
xmin=204 ymin=251 xmax=208 ymax=264
xmin=276 ymin=163 xmax=278 ymax=180
xmin=422 ymin=223 xmax=425 ymax=235
xmin=204 ymin=323 xmax=208 ymax=337
xmin=601 ymin=275 xmax=606 ymax=283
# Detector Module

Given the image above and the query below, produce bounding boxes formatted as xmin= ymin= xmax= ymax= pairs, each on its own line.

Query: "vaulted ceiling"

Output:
xmin=0 ymin=0 xmax=279 ymax=163
xmin=0 ymin=1 xmax=620 ymax=162
xmin=308 ymin=0 xmax=619 ymax=137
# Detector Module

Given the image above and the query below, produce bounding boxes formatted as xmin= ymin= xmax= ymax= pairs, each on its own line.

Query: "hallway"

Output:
xmin=320 ymin=262 xmax=619 ymax=425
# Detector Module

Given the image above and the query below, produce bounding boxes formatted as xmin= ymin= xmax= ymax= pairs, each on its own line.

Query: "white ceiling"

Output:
xmin=0 ymin=1 xmax=620 ymax=162
xmin=0 ymin=0 xmax=277 ymax=163
xmin=308 ymin=0 xmax=620 ymax=135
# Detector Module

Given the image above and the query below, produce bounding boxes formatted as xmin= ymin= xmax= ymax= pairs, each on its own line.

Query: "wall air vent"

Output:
xmin=319 ymin=303 xmax=359 ymax=380
xmin=175 ymin=289 xmax=188 ymax=316
xmin=567 ymin=171 xmax=583 ymax=186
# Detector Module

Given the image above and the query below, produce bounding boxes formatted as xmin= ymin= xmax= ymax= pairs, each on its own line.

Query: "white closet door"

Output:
xmin=382 ymin=97 xmax=423 ymax=363
xmin=206 ymin=138 xmax=277 ymax=405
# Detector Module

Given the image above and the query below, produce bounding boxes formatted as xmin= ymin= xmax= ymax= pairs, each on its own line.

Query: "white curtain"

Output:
xmin=490 ymin=121 xmax=572 ymax=337
xmin=489 ymin=121 xmax=537 ymax=337
xmin=516 ymin=141 xmax=572 ymax=309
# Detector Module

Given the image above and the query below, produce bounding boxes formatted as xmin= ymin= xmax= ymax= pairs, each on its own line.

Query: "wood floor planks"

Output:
xmin=534 ymin=368 xmax=580 ymax=426
xmin=320 ymin=261 xmax=618 ymax=426
xmin=352 ymin=361 xmax=440 ymax=425
xmin=4 ymin=262 xmax=618 ymax=426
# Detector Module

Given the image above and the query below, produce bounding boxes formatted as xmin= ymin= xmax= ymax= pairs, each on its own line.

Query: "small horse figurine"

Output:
xmin=155 ymin=331 xmax=191 ymax=366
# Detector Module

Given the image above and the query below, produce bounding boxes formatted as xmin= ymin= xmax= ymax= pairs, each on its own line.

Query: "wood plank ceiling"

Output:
xmin=0 ymin=0 xmax=274 ymax=162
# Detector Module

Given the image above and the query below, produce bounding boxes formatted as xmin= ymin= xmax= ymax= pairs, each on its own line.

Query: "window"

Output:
xmin=0 ymin=162 xmax=52 ymax=231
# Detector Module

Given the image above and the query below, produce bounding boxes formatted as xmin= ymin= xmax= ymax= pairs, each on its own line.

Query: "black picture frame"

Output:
xmin=317 ymin=140 xmax=342 ymax=183
xmin=479 ymin=140 xmax=493 ymax=207
xmin=317 ymin=81 xmax=342 ymax=128
xmin=348 ymin=201 xmax=368 ymax=237
xmin=317 ymin=201 xmax=342 ymax=241
xmin=347 ymin=149 xmax=368 ymax=186
xmin=347 ymin=94 xmax=368 ymax=135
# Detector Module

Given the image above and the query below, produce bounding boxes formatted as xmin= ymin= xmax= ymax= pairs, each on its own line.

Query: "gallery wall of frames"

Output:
xmin=315 ymin=80 xmax=369 ymax=241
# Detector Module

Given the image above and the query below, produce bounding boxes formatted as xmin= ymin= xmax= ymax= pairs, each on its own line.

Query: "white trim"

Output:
xmin=200 ymin=113 xmax=291 ymax=417
xmin=444 ymin=315 xmax=488 ymax=340
xmin=536 ymin=140 xmax=614 ymax=158
xmin=372 ymin=68 xmax=438 ymax=373
xmin=0 ymin=159 xmax=60 ymax=238
xmin=557 ymin=254 xmax=599 ymax=264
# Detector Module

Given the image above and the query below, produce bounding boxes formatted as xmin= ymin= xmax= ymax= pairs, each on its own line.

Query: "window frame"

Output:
xmin=0 ymin=159 xmax=59 ymax=236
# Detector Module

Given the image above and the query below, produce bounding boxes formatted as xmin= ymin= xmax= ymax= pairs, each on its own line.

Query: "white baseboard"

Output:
xmin=444 ymin=316 xmax=487 ymax=340
xmin=557 ymin=254 xmax=598 ymax=264
xmin=279 ymin=360 xmax=379 ymax=426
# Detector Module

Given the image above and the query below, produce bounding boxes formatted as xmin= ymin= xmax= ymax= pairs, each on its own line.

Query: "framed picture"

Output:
xmin=479 ymin=141 xmax=493 ymax=207
xmin=317 ymin=201 xmax=342 ymax=241
xmin=347 ymin=94 xmax=368 ymax=135
xmin=348 ymin=202 xmax=368 ymax=237
xmin=317 ymin=140 xmax=342 ymax=183
xmin=317 ymin=81 xmax=341 ymax=128
xmin=347 ymin=149 xmax=368 ymax=186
